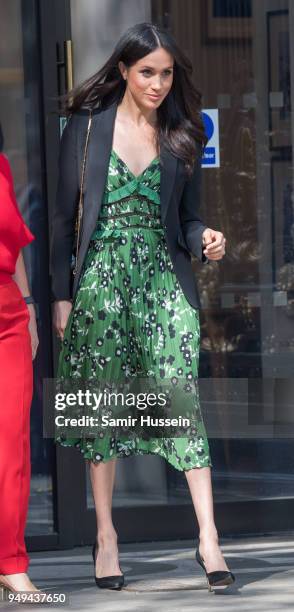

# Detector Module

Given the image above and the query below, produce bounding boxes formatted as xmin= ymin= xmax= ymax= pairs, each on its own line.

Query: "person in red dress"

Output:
xmin=0 ymin=153 xmax=40 ymax=594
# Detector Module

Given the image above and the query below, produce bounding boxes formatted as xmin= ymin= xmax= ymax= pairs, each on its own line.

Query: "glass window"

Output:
xmin=0 ymin=0 xmax=55 ymax=535
xmin=68 ymin=0 xmax=294 ymax=511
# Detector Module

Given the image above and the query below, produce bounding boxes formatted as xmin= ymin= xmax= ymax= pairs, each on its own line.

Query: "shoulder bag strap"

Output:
xmin=73 ymin=108 xmax=93 ymax=276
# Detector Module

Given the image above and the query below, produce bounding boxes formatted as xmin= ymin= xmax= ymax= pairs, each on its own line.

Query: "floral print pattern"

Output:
xmin=55 ymin=149 xmax=212 ymax=471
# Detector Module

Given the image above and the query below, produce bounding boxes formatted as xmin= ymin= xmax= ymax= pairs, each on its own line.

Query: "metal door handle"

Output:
xmin=56 ymin=39 xmax=74 ymax=95
xmin=64 ymin=39 xmax=74 ymax=91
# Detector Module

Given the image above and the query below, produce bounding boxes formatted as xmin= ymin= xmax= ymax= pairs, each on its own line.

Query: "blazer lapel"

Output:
xmin=83 ymin=99 xmax=178 ymax=238
xmin=82 ymin=104 xmax=116 ymax=240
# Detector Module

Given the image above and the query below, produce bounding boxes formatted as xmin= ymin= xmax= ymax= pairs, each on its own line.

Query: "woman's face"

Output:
xmin=119 ymin=47 xmax=174 ymax=109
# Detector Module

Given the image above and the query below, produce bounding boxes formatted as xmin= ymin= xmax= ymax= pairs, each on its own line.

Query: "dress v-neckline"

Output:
xmin=111 ymin=149 xmax=159 ymax=180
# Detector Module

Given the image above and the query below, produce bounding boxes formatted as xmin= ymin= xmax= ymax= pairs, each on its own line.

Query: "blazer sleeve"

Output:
xmin=179 ymin=144 xmax=209 ymax=264
xmin=50 ymin=114 xmax=79 ymax=301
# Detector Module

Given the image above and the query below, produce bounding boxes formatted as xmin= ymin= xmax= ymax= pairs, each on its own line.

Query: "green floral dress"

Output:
xmin=55 ymin=149 xmax=212 ymax=472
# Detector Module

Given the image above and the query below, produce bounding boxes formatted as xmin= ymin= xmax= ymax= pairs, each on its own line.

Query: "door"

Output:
xmin=41 ymin=0 xmax=294 ymax=546
xmin=0 ymin=0 xmax=58 ymax=552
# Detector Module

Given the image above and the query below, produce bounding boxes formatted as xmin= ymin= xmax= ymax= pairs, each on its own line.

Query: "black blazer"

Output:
xmin=50 ymin=98 xmax=210 ymax=310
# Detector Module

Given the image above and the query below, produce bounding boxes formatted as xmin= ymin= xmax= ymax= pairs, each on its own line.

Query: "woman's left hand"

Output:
xmin=27 ymin=304 xmax=39 ymax=360
xmin=202 ymin=228 xmax=226 ymax=261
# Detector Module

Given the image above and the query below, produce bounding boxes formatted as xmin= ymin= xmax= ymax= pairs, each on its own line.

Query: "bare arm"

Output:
xmin=12 ymin=251 xmax=39 ymax=360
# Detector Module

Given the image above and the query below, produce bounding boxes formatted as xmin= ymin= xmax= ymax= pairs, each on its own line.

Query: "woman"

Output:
xmin=51 ymin=22 xmax=233 ymax=591
xmin=0 ymin=153 xmax=40 ymax=594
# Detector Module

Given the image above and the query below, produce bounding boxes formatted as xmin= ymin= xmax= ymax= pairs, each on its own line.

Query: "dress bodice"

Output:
xmin=91 ymin=149 xmax=162 ymax=240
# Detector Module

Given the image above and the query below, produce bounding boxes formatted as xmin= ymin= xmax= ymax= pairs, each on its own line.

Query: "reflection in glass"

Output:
xmin=0 ymin=0 xmax=55 ymax=534
xmin=74 ymin=0 xmax=294 ymax=512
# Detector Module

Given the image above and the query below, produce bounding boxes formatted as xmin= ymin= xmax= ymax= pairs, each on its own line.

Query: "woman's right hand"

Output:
xmin=53 ymin=300 xmax=72 ymax=340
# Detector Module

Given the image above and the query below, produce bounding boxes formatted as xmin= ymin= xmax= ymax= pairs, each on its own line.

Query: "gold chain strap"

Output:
xmin=73 ymin=109 xmax=93 ymax=276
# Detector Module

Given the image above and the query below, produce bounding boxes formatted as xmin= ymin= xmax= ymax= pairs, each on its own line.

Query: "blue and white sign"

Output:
xmin=201 ymin=109 xmax=220 ymax=168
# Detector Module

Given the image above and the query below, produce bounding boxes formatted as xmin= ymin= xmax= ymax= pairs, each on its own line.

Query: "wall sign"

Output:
xmin=201 ymin=109 xmax=220 ymax=168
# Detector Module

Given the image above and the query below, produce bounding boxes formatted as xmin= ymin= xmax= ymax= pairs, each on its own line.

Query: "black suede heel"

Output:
xmin=195 ymin=546 xmax=235 ymax=591
xmin=92 ymin=541 xmax=125 ymax=590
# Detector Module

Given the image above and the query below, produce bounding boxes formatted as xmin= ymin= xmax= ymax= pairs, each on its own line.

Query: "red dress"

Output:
xmin=0 ymin=153 xmax=35 ymax=574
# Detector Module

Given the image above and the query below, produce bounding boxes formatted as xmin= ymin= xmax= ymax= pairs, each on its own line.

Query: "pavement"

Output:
xmin=1 ymin=533 xmax=294 ymax=611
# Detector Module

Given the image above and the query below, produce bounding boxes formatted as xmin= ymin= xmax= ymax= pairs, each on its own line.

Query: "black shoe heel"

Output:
xmin=195 ymin=546 xmax=235 ymax=591
xmin=92 ymin=541 xmax=125 ymax=590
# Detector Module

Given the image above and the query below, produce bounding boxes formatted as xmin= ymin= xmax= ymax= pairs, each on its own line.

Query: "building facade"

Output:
xmin=0 ymin=0 xmax=293 ymax=552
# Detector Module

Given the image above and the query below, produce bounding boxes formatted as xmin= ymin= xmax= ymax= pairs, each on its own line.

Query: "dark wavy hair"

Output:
xmin=59 ymin=22 xmax=208 ymax=176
